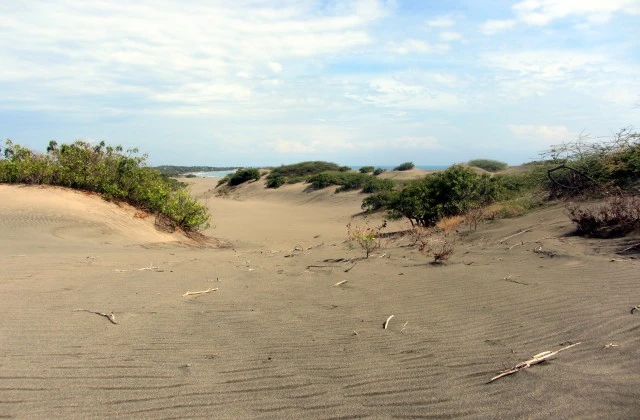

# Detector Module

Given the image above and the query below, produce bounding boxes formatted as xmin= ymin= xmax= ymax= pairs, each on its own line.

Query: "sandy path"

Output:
xmin=1 ymin=181 xmax=639 ymax=418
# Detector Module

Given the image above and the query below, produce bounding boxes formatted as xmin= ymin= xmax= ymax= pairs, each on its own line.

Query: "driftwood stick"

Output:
xmin=488 ymin=342 xmax=581 ymax=383
xmin=333 ymin=280 xmax=349 ymax=287
xmin=498 ymin=229 xmax=531 ymax=243
xmin=383 ymin=315 xmax=394 ymax=330
xmin=618 ymin=241 xmax=640 ymax=254
xmin=631 ymin=305 xmax=640 ymax=315
xmin=183 ymin=288 xmax=218 ymax=297
xmin=74 ymin=309 xmax=118 ymax=325
xmin=114 ymin=262 xmax=158 ymax=272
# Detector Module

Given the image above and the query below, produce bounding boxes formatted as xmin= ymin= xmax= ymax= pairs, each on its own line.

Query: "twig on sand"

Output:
xmin=344 ymin=262 xmax=357 ymax=273
xmin=74 ymin=309 xmax=117 ymax=325
xmin=400 ymin=321 xmax=408 ymax=333
xmin=498 ymin=229 xmax=531 ymax=244
xmin=333 ymin=280 xmax=349 ymax=287
xmin=631 ymin=305 xmax=640 ymax=314
xmin=603 ymin=343 xmax=619 ymax=349
xmin=383 ymin=315 xmax=394 ymax=330
xmin=617 ymin=241 xmax=640 ymax=254
xmin=307 ymin=242 xmax=324 ymax=250
xmin=183 ymin=288 xmax=218 ymax=297
xmin=503 ymin=276 xmax=529 ymax=286
xmin=488 ymin=342 xmax=581 ymax=383
xmin=114 ymin=262 xmax=158 ymax=272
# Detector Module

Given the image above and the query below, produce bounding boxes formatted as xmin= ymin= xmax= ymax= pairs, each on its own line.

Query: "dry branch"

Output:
xmin=74 ymin=309 xmax=117 ymax=325
xmin=631 ymin=305 xmax=640 ymax=314
xmin=498 ymin=229 xmax=531 ymax=244
xmin=383 ymin=315 xmax=394 ymax=330
xmin=114 ymin=262 xmax=158 ymax=272
xmin=183 ymin=288 xmax=218 ymax=297
xmin=333 ymin=280 xmax=348 ymax=287
xmin=618 ymin=241 xmax=640 ymax=254
xmin=488 ymin=342 xmax=581 ymax=383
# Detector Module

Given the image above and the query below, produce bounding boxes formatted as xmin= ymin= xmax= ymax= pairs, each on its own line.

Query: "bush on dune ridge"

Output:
xmin=0 ymin=140 xmax=210 ymax=231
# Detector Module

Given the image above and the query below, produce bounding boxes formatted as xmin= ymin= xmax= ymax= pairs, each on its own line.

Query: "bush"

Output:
xmin=0 ymin=140 xmax=209 ymax=231
xmin=266 ymin=173 xmax=285 ymax=188
xmin=227 ymin=168 xmax=260 ymax=186
xmin=359 ymin=166 xmax=375 ymax=173
xmin=383 ymin=165 xmax=505 ymax=227
xmin=566 ymin=195 xmax=640 ymax=237
xmin=373 ymin=168 xmax=386 ymax=176
xmin=539 ymin=128 xmax=640 ymax=197
xmin=394 ymin=162 xmax=415 ymax=171
xmin=265 ymin=161 xmax=346 ymax=188
xmin=468 ymin=159 xmax=508 ymax=172
xmin=361 ymin=177 xmax=395 ymax=194
xmin=361 ymin=190 xmax=397 ymax=213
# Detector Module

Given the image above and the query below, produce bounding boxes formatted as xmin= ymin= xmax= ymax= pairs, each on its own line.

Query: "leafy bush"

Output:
xmin=361 ymin=177 xmax=395 ymax=194
xmin=359 ymin=166 xmax=375 ymax=173
xmin=266 ymin=173 xmax=285 ymax=188
xmin=227 ymin=168 xmax=260 ymax=186
xmin=373 ymin=168 xmax=386 ymax=176
xmin=0 ymin=140 xmax=209 ymax=231
xmin=379 ymin=165 xmax=505 ymax=227
xmin=361 ymin=190 xmax=397 ymax=213
xmin=394 ymin=162 xmax=415 ymax=171
xmin=468 ymin=159 xmax=508 ymax=172
xmin=265 ymin=161 xmax=346 ymax=188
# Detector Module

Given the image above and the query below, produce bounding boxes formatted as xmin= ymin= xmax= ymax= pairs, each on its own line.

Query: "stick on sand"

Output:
xmin=333 ymin=280 xmax=348 ymax=287
xmin=488 ymin=342 xmax=581 ymax=383
xmin=383 ymin=315 xmax=394 ymax=330
xmin=498 ymin=229 xmax=531 ymax=243
xmin=74 ymin=309 xmax=118 ymax=325
xmin=183 ymin=288 xmax=218 ymax=297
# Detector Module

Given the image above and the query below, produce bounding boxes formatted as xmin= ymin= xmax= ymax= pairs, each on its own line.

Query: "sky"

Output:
xmin=1 ymin=0 xmax=639 ymax=167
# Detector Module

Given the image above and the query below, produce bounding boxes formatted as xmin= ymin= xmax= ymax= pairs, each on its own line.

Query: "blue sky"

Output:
xmin=1 ymin=0 xmax=638 ymax=166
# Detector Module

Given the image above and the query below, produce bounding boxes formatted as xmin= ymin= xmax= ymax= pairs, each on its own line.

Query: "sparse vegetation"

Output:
xmin=0 ymin=139 xmax=209 ymax=231
xmin=373 ymin=168 xmax=386 ymax=176
xmin=394 ymin=162 xmax=415 ymax=171
xmin=566 ymin=194 xmax=640 ymax=238
xmin=265 ymin=161 xmax=347 ymax=187
xmin=226 ymin=168 xmax=261 ymax=186
xmin=468 ymin=159 xmax=508 ymax=172
xmin=346 ymin=220 xmax=386 ymax=258
xmin=359 ymin=166 xmax=375 ymax=173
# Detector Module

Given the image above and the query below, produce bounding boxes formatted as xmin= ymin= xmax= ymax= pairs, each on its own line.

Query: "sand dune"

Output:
xmin=1 ymin=180 xmax=639 ymax=419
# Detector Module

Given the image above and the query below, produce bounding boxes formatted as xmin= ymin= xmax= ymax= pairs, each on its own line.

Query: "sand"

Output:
xmin=1 ymin=179 xmax=639 ymax=419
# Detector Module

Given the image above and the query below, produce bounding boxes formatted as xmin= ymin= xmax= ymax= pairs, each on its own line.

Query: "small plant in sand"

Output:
xmin=346 ymin=220 xmax=386 ymax=258
xmin=464 ymin=206 xmax=485 ymax=231
xmin=418 ymin=234 xmax=455 ymax=263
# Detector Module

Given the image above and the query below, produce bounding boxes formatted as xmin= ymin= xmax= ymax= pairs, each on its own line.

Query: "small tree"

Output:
xmin=346 ymin=220 xmax=385 ymax=258
xmin=394 ymin=162 xmax=415 ymax=171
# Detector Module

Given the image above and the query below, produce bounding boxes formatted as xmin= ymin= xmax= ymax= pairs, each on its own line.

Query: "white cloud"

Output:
xmin=439 ymin=31 xmax=463 ymax=42
xmin=480 ymin=19 xmax=517 ymax=35
xmin=426 ymin=16 xmax=455 ymax=28
xmin=510 ymin=124 xmax=573 ymax=146
xmin=513 ymin=0 xmax=640 ymax=26
xmin=268 ymin=62 xmax=283 ymax=74
xmin=385 ymin=39 xmax=433 ymax=55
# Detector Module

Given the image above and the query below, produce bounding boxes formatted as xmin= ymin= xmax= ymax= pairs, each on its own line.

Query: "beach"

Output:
xmin=1 ymin=178 xmax=639 ymax=419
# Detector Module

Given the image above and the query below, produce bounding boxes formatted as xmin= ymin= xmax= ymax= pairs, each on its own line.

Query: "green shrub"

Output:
xmin=266 ymin=173 xmax=285 ymax=188
xmin=359 ymin=166 xmax=375 ymax=173
xmin=382 ymin=165 xmax=504 ymax=227
xmin=265 ymin=161 xmax=346 ymax=188
xmin=394 ymin=162 xmax=415 ymax=171
xmin=361 ymin=190 xmax=397 ymax=213
xmin=373 ymin=168 xmax=386 ymax=176
xmin=467 ymin=159 xmax=508 ymax=172
xmin=362 ymin=177 xmax=395 ymax=193
xmin=227 ymin=168 xmax=260 ymax=186
xmin=0 ymin=139 xmax=209 ymax=231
